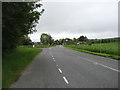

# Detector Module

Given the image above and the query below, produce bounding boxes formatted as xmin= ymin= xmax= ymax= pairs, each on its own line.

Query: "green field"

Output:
xmin=65 ymin=42 xmax=119 ymax=60
xmin=2 ymin=46 xmax=42 ymax=88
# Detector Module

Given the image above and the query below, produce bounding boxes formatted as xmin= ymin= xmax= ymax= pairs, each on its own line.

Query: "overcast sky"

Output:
xmin=29 ymin=0 xmax=119 ymax=42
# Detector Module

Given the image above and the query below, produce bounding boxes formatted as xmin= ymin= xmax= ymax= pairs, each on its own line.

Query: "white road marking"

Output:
xmin=79 ymin=56 xmax=119 ymax=72
xmin=98 ymin=63 xmax=120 ymax=72
xmin=49 ymin=52 xmax=55 ymax=61
xmin=93 ymin=62 xmax=98 ymax=65
xmin=58 ymin=68 xmax=62 ymax=73
xmin=56 ymin=64 xmax=59 ymax=67
xmin=53 ymin=59 xmax=56 ymax=62
xmin=49 ymin=52 xmax=52 ymax=56
xmin=63 ymin=76 xmax=69 ymax=84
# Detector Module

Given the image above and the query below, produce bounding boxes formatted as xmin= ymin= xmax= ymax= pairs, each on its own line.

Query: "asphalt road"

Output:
xmin=12 ymin=45 xmax=119 ymax=88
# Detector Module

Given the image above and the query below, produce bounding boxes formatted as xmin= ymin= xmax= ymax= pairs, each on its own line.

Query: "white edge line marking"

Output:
xmin=63 ymin=76 xmax=69 ymax=84
xmin=80 ymin=57 xmax=119 ymax=72
xmin=93 ymin=62 xmax=98 ymax=65
xmin=98 ymin=63 xmax=120 ymax=72
xmin=58 ymin=68 xmax=62 ymax=73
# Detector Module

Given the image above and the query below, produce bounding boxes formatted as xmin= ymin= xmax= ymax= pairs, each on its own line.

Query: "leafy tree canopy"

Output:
xmin=78 ymin=35 xmax=88 ymax=42
xmin=40 ymin=33 xmax=53 ymax=45
xmin=2 ymin=2 xmax=44 ymax=53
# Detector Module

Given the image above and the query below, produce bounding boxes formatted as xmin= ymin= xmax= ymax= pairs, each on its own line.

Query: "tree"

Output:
xmin=2 ymin=2 xmax=44 ymax=53
xmin=64 ymin=38 xmax=72 ymax=45
xmin=78 ymin=36 xmax=88 ymax=42
xmin=40 ymin=33 xmax=53 ymax=45
xmin=72 ymin=38 xmax=78 ymax=45
xmin=19 ymin=35 xmax=32 ymax=45
xmin=54 ymin=40 xmax=59 ymax=45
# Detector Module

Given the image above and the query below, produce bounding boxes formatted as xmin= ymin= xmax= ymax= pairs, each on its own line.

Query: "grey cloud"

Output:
xmin=29 ymin=2 xmax=118 ymax=41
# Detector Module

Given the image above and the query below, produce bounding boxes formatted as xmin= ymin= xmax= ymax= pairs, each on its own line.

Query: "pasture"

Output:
xmin=65 ymin=42 xmax=119 ymax=60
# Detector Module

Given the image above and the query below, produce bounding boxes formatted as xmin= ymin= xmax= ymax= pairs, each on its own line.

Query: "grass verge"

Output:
xmin=64 ymin=46 xmax=120 ymax=60
xmin=2 ymin=46 xmax=42 ymax=88
xmin=35 ymin=45 xmax=55 ymax=48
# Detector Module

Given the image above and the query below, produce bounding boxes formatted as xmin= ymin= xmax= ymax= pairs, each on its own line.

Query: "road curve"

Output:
xmin=12 ymin=45 xmax=118 ymax=88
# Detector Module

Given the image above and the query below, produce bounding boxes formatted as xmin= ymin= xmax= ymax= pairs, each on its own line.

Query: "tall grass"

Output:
xmin=2 ymin=46 xmax=42 ymax=88
xmin=65 ymin=42 xmax=119 ymax=59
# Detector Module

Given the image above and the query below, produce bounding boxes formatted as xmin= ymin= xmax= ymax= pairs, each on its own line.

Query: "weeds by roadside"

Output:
xmin=2 ymin=46 xmax=42 ymax=88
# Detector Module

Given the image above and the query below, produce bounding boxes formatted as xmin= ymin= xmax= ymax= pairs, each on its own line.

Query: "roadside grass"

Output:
xmin=64 ymin=42 xmax=120 ymax=60
xmin=2 ymin=46 xmax=42 ymax=88
xmin=35 ymin=45 xmax=55 ymax=48
xmin=18 ymin=45 xmax=55 ymax=48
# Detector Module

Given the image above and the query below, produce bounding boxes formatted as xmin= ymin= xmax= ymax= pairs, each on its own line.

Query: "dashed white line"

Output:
xmin=63 ymin=76 xmax=69 ymax=84
xmin=93 ymin=62 xmax=98 ymax=65
xmin=49 ymin=50 xmax=69 ymax=85
xmin=50 ymin=53 xmax=53 ymax=58
xmin=49 ymin=52 xmax=52 ymax=56
xmin=56 ymin=64 xmax=59 ymax=67
xmin=58 ymin=68 xmax=62 ymax=73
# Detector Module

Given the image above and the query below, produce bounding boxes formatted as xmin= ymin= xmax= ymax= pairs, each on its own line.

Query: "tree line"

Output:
xmin=39 ymin=33 xmax=120 ymax=46
xmin=2 ymin=2 xmax=44 ymax=54
xmin=40 ymin=33 xmax=88 ymax=45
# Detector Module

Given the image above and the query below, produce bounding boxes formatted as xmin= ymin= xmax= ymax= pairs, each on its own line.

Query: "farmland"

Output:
xmin=64 ymin=42 xmax=119 ymax=60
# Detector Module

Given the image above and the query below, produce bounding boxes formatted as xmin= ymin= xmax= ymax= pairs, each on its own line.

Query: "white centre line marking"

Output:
xmin=49 ymin=52 xmax=52 ymax=56
xmin=58 ymin=68 xmax=62 ymax=73
xmin=63 ymin=76 xmax=69 ymax=84
xmin=53 ymin=57 xmax=55 ymax=59
xmin=93 ymin=62 xmax=98 ymax=65
xmin=53 ymin=59 xmax=56 ymax=62
xmin=56 ymin=64 xmax=59 ymax=67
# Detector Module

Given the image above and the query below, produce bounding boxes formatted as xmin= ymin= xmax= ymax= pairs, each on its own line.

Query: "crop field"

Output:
xmin=65 ymin=42 xmax=119 ymax=59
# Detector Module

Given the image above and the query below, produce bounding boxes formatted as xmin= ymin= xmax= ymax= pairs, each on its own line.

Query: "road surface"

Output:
xmin=12 ymin=45 xmax=119 ymax=88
